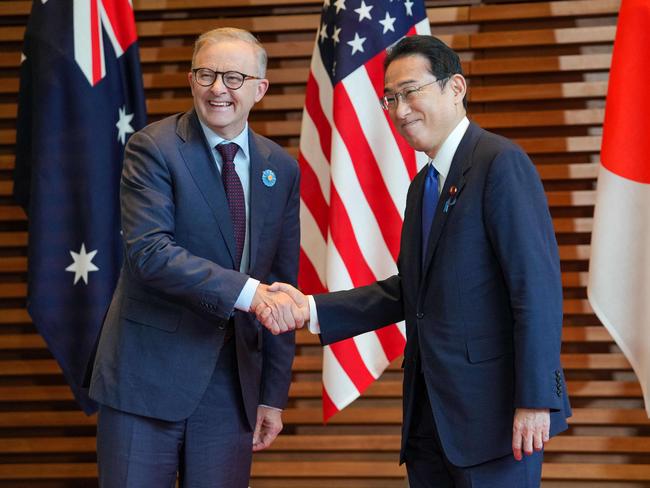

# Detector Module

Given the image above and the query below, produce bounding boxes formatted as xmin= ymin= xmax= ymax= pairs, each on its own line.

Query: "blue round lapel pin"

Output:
xmin=262 ymin=169 xmax=277 ymax=187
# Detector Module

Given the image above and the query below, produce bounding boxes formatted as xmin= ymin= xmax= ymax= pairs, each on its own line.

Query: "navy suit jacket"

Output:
xmin=89 ymin=110 xmax=299 ymax=430
xmin=314 ymin=122 xmax=571 ymax=467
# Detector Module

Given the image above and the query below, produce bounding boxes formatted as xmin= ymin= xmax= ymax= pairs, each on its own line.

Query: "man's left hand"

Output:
xmin=252 ymin=405 xmax=283 ymax=452
xmin=512 ymin=408 xmax=550 ymax=461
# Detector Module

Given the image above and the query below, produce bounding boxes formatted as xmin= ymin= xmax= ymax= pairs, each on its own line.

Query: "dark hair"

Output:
xmin=384 ymin=35 xmax=467 ymax=109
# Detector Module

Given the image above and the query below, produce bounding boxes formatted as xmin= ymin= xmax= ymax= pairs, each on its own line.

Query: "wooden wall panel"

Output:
xmin=2 ymin=1 xmax=648 ymax=487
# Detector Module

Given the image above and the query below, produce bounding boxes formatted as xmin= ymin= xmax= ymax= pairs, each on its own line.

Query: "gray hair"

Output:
xmin=191 ymin=27 xmax=267 ymax=77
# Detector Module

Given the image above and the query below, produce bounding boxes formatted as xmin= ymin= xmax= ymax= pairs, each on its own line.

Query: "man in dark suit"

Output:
xmin=261 ymin=35 xmax=571 ymax=487
xmin=89 ymin=27 xmax=301 ymax=487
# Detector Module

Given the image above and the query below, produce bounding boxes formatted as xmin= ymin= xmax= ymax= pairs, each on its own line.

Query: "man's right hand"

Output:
xmin=252 ymin=283 xmax=309 ymax=334
xmin=250 ymin=283 xmax=308 ymax=335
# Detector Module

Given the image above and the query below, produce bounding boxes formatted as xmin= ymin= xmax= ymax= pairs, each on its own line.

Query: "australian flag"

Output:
xmin=13 ymin=0 xmax=146 ymax=414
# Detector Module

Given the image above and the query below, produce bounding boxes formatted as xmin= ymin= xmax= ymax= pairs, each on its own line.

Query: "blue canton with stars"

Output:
xmin=318 ymin=0 xmax=428 ymax=85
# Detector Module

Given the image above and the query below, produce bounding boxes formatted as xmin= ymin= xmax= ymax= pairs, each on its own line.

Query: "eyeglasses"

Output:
xmin=191 ymin=68 xmax=261 ymax=90
xmin=380 ymin=77 xmax=449 ymax=111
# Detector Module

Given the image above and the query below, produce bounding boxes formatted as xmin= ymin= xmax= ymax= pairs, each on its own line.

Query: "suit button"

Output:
xmin=218 ymin=323 xmax=225 ymax=330
xmin=416 ymin=312 xmax=424 ymax=319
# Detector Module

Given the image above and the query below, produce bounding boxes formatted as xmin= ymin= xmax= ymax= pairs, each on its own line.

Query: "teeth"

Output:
xmin=209 ymin=101 xmax=232 ymax=107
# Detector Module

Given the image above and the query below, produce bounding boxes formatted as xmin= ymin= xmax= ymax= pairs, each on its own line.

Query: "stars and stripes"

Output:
xmin=13 ymin=0 xmax=146 ymax=414
xmin=298 ymin=0 xmax=430 ymax=421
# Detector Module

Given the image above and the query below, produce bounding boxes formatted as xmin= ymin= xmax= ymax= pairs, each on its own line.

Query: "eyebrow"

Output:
xmin=383 ymin=79 xmax=421 ymax=94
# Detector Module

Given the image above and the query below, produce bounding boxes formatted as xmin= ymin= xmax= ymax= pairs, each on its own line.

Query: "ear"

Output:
xmin=449 ymin=74 xmax=466 ymax=104
xmin=188 ymin=71 xmax=195 ymax=95
xmin=254 ymin=78 xmax=270 ymax=103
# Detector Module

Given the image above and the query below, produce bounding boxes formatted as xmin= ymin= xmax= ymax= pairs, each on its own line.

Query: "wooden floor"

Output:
xmin=2 ymin=0 xmax=650 ymax=486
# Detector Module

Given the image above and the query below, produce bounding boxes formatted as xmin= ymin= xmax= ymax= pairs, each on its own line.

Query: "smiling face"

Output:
xmin=384 ymin=54 xmax=466 ymax=159
xmin=188 ymin=39 xmax=269 ymax=140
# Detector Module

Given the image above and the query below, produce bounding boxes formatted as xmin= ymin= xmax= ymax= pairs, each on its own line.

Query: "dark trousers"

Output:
xmin=405 ymin=373 xmax=543 ymax=488
xmin=96 ymin=338 xmax=253 ymax=488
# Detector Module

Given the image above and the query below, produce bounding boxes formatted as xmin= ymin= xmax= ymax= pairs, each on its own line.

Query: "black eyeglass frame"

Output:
xmin=191 ymin=68 xmax=262 ymax=90
xmin=380 ymin=77 xmax=450 ymax=111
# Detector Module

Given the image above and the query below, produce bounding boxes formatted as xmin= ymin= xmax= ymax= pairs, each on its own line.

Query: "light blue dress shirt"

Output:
xmin=198 ymin=120 xmax=260 ymax=312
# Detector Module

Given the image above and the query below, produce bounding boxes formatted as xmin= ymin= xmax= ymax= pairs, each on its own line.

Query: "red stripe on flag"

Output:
xmin=305 ymin=71 xmax=332 ymax=162
xmin=102 ymin=0 xmax=138 ymax=52
xmin=298 ymin=248 xmax=327 ymax=295
xmin=329 ymin=187 xmax=375 ymax=285
xmin=333 ymin=84 xmax=403 ymax=261
xmin=90 ymin=0 xmax=102 ymax=85
xmin=364 ymin=50 xmax=417 ymax=179
xmin=375 ymin=324 xmax=407 ymax=360
xmin=330 ymin=339 xmax=375 ymax=393
xmin=322 ymin=386 xmax=338 ymax=423
xmin=298 ymin=152 xmax=329 ymax=240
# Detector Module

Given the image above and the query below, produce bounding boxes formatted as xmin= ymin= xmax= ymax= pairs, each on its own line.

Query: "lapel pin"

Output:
xmin=443 ymin=185 xmax=459 ymax=213
xmin=262 ymin=169 xmax=276 ymax=187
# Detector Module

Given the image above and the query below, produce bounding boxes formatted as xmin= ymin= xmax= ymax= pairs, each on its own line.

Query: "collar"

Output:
xmin=198 ymin=120 xmax=250 ymax=160
xmin=430 ymin=116 xmax=469 ymax=179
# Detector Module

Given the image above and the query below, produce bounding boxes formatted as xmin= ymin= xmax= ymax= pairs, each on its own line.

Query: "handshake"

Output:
xmin=250 ymin=283 xmax=310 ymax=335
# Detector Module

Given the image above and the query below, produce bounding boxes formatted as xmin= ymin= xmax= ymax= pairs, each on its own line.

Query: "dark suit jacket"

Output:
xmin=314 ymin=122 xmax=571 ymax=467
xmin=89 ymin=110 xmax=299 ymax=430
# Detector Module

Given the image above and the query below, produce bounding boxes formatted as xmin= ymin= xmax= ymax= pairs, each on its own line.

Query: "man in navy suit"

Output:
xmin=89 ymin=28 xmax=302 ymax=487
xmin=261 ymin=35 xmax=571 ymax=487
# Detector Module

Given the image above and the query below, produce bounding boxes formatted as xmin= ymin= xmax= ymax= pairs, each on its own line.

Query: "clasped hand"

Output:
xmin=250 ymin=283 xmax=309 ymax=335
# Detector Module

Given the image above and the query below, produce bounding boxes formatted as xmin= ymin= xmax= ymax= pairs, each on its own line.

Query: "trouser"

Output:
xmin=96 ymin=337 xmax=253 ymax=488
xmin=405 ymin=373 xmax=543 ymax=488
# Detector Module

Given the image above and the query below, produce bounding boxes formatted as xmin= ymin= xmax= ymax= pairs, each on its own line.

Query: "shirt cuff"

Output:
xmin=234 ymin=278 xmax=260 ymax=312
xmin=259 ymin=404 xmax=283 ymax=412
xmin=307 ymin=295 xmax=321 ymax=334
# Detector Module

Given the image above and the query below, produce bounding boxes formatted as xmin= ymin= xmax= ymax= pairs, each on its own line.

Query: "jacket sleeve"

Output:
xmin=314 ymin=274 xmax=405 ymax=346
xmin=120 ymin=129 xmax=249 ymax=321
xmin=483 ymin=146 xmax=565 ymax=411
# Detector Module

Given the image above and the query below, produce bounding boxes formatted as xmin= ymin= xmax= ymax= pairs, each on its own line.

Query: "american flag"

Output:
xmin=298 ymin=0 xmax=430 ymax=421
xmin=13 ymin=0 xmax=146 ymax=414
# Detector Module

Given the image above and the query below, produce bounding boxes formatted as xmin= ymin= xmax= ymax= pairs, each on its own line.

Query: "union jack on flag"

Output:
xmin=13 ymin=0 xmax=146 ymax=414
xmin=72 ymin=0 xmax=139 ymax=86
xmin=298 ymin=0 xmax=430 ymax=421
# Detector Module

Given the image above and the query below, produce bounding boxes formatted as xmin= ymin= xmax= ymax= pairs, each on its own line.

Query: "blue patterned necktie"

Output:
xmin=421 ymin=163 xmax=439 ymax=266
xmin=216 ymin=142 xmax=245 ymax=270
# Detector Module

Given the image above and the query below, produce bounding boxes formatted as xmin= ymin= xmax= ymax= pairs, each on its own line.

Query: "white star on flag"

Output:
xmin=332 ymin=26 xmax=342 ymax=45
xmin=20 ymin=53 xmax=27 ymax=64
xmin=65 ymin=243 xmax=99 ymax=285
xmin=319 ymin=23 xmax=329 ymax=42
xmin=404 ymin=0 xmax=414 ymax=16
xmin=347 ymin=32 xmax=367 ymax=55
xmin=323 ymin=0 xmax=331 ymax=6
xmin=334 ymin=0 xmax=346 ymax=14
xmin=116 ymin=105 xmax=135 ymax=145
xmin=354 ymin=0 xmax=373 ymax=21
xmin=379 ymin=12 xmax=396 ymax=33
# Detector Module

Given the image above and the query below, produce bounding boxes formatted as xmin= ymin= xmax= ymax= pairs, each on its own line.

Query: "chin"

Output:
xmin=407 ymin=139 xmax=430 ymax=153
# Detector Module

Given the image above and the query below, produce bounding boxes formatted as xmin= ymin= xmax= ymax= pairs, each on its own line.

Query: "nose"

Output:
xmin=394 ymin=96 xmax=411 ymax=119
xmin=209 ymin=74 xmax=228 ymax=95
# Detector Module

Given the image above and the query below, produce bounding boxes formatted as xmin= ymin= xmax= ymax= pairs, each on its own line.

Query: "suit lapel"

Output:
xmin=177 ymin=110 xmax=238 ymax=268
xmin=248 ymin=131 xmax=277 ymax=272
xmin=404 ymin=167 xmax=427 ymax=291
xmin=421 ymin=123 xmax=482 ymax=276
